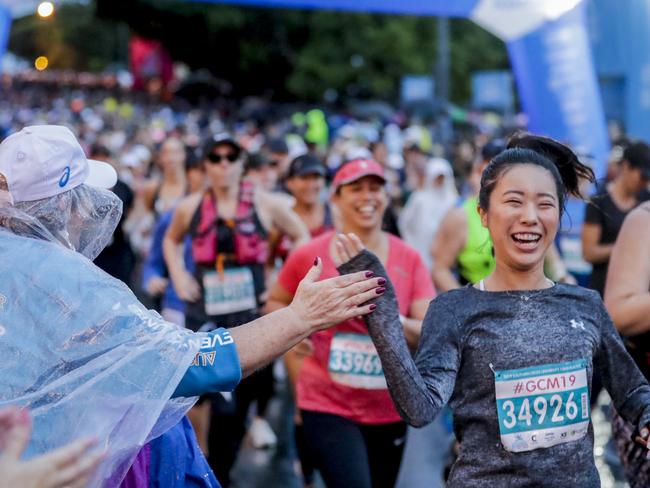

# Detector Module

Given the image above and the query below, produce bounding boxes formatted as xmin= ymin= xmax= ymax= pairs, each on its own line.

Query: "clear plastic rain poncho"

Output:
xmin=0 ymin=184 xmax=204 ymax=486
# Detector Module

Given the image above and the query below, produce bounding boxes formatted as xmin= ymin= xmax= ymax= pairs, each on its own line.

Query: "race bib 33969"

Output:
xmin=328 ymin=333 xmax=387 ymax=390
xmin=494 ymin=359 xmax=590 ymax=452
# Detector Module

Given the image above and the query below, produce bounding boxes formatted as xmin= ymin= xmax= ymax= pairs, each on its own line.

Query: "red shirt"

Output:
xmin=278 ymin=230 xmax=435 ymax=424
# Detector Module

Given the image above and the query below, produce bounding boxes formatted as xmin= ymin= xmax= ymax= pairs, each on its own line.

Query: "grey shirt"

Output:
xmin=339 ymin=250 xmax=650 ymax=488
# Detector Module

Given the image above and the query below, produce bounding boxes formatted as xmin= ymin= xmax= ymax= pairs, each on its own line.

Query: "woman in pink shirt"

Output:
xmin=268 ymin=158 xmax=435 ymax=488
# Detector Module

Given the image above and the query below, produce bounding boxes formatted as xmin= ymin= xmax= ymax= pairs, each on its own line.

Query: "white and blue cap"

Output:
xmin=0 ymin=125 xmax=117 ymax=204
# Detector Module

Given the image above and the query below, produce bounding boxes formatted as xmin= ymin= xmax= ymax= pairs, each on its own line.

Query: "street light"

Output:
xmin=37 ymin=2 xmax=54 ymax=18
xmin=35 ymin=56 xmax=49 ymax=71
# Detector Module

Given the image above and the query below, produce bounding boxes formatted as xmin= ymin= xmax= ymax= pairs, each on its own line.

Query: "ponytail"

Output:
xmin=507 ymin=133 xmax=595 ymax=199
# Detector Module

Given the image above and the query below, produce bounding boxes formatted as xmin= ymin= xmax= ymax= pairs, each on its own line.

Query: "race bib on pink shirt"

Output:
xmin=328 ymin=333 xmax=387 ymax=390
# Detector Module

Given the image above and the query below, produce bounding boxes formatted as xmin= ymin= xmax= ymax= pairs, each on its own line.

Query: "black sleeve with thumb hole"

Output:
xmin=336 ymin=250 xmax=440 ymax=426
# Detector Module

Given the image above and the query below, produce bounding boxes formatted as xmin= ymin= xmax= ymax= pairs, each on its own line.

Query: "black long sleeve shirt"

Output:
xmin=339 ymin=250 xmax=650 ymax=488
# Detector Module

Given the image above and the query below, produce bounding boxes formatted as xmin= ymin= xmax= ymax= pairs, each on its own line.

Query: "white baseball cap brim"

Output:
xmin=0 ymin=125 xmax=120 ymax=204
xmin=86 ymin=159 xmax=118 ymax=189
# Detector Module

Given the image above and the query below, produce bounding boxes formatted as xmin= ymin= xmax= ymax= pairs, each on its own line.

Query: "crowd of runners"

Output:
xmin=2 ymin=81 xmax=650 ymax=488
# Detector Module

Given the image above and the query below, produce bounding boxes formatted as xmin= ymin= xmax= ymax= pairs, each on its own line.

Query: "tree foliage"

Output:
xmin=10 ymin=0 xmax=509 ymax=104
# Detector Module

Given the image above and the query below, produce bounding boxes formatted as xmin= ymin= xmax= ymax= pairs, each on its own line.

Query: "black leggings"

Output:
xmin=295 ymin=423 xmax=316 ymax=485
xmin=207 ymin=364 xmax=274 ymax=486
xmin=301 ymin=410 xmax=407 ymax=488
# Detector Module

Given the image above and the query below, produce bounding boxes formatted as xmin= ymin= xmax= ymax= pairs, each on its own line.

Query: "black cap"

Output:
xmin=203 ymin=132 xmax=241 ymax=159
xmin=287 ymin=154 xmax=326 ymax=178
xmin=267 ymin=137 xmax=289 ymax=154
xmin=624 ymin=141 xmax=650 ymax=179
xmin=481 ymin=139 xmax=506 ymax=161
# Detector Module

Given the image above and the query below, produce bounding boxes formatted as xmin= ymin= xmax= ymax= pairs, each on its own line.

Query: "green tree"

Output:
xmin=449 ymin=19 xmax=510 ymax=102
xmin=11 ymin=0 xmax=510 ymax=105
xmin=286 ymin=12 xmax=439 ymax=101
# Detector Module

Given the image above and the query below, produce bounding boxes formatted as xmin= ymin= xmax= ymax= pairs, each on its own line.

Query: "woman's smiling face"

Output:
xmin=333 ymin=176 xmax=388 ymax=232
xmin=479 ymin=164 xmax=560 ymax=272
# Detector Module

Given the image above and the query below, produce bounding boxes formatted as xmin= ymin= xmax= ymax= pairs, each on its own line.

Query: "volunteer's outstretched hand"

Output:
xmin=230 ymin=233 xmax=385 ymax=377
xmin=288 ymin=249 xmax=381 ymax=332
xmin=0 ymin=407 xmax=104 ymax=488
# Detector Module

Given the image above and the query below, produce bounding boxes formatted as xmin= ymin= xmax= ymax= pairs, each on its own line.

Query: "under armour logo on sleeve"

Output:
xmin=570 ymin=319 xmax=585 ymax=330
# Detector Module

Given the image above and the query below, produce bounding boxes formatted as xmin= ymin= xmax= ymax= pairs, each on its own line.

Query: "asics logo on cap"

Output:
xmin=59 ymin=166 xmax=71 ymax=188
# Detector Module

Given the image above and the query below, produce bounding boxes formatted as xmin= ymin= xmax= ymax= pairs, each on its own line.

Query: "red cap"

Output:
xmin=332 ymin=159 xmax=386 ymax=191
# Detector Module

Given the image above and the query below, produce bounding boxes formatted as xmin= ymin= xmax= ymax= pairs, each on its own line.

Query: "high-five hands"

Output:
xmin=288 ymin=234 xmax=385 ymax=332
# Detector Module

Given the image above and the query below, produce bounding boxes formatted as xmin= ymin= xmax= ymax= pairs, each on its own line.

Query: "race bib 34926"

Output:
xmin=494 ymin=359 xmax=590 ymax=453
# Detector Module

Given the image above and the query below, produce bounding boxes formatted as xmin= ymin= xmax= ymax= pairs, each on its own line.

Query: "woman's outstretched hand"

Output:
xmin=332 ymin=232 xmax=365 ymax=267
xmin=288 ymin=233 xmax=383 ymax=332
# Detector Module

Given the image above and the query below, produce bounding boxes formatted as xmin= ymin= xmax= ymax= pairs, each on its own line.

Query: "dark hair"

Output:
xmin=90 ymin=143 xmax=111 ymax=160
xmin=184 ymin=148 xmax=202 ymax=172
xmin=478 ymin=133 xmax=595 ymax=215
xmin=244 ymin=152 xmax=272 ymax=173
xmin=623 ymin=141 xmax=650 ymax=174
xmin=481 ymin=138 xmax=506 ymax=162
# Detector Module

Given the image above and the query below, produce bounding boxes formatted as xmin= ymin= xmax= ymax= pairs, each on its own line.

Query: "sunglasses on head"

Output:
xmin=207 ymin=152 xmax=239 ymax=164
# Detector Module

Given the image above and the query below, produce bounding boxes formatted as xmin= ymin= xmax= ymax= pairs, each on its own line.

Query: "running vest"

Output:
xmin=187 ymin=181 xmax=268 ymax=328
xmin=456 ymin=197 xmax=495 ymax=284
xmin=191 ymin=181 xmax=269 ymax=267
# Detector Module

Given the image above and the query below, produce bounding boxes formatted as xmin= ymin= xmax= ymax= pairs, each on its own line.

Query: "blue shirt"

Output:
xmin=142 ymin=210 xmax=194 ymax=313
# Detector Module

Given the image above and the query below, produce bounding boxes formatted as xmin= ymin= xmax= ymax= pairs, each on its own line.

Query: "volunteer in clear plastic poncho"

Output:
xmin=0 ymin=126 xmax=382 ymax=486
